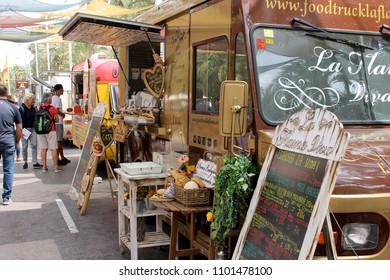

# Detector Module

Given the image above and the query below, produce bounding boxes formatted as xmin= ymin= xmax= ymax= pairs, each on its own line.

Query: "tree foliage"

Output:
xmin=25 ymin=0 xmax=156 ymax=77
xmin=8 ymin=0 xmax=156 ymax=94
xmin=7 ymin=65 xmax=28 ymax=95
xmin=27 ymin=42 xmax=114 ymax=77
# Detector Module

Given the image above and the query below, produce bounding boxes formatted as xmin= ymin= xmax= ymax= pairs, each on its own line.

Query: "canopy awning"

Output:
xmin=30 ymin=76 xmax=53 ymax=89
xmin=0 ymin=0 xmax=91 ymax=13
xmin=0 ymin=27 xmax=52 ymax=43
xmin=0 ymin=11 xmax=55 ymax=28
xmin=59 ymin=13 xmax=163 ymax=47
xmin=40 ymin=70 xmax=82 ymax=76
xmin=42 ymin=0 xmax=152 ymax=17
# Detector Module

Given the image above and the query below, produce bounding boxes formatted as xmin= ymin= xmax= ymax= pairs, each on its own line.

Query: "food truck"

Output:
xmin=59 ymin=0 xmax=390 ymax=259
xmin=70 ymin=55 xmax=119 ymax=156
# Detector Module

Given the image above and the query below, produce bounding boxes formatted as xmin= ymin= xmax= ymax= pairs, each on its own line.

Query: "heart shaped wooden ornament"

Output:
xmin=99 ymin=124 xmax=115 ymax=148
xmin=143 ymin=63 xmax=165 ymax=98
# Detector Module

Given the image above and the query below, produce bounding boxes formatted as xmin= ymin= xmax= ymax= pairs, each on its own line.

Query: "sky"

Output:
xmin=0 ymin=0 xmax=85 ymax=70
xmin=0 ymin=43 xmax=33 ymax=70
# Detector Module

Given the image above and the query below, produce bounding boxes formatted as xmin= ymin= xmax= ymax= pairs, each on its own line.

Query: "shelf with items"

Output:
xmin=115 ymin=168 xmax=170 ymax=260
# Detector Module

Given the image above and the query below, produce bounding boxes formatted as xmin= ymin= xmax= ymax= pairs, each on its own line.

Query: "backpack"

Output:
xmin=34 ymin=105 xmax=53 ymax=134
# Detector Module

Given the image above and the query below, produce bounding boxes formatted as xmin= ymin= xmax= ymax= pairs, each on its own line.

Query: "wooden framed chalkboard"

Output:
xmin=70 ymin=102 xmax=106 ymax=201
xmin=233 ymin=108 xmax=350 ymax=260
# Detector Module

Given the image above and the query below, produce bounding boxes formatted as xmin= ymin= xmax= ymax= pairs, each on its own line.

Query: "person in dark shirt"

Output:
xmin=0 ymin=85 xmax=22 ymax=205
xmin=6 ymin=95 xmax=21 ymax=162
xmin=19 ymin=93 xmax=42 ymax=169
xmin=37 ymin=92 xmax=62 ymax=173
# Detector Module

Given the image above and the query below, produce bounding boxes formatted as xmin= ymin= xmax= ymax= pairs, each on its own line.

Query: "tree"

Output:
xmin=9 ymin=64 xmax=28 ymax=95
xmin=26 ymin=1 xmax=156 ymax=76
xmin=28 ymin=42 xmax=114 ymax=77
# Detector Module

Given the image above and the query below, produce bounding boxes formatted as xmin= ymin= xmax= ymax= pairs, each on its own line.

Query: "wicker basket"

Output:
xmin=174 ymin=185 xmax=210 ymax=206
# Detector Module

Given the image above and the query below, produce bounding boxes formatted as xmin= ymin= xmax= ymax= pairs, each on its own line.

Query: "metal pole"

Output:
xmin=46 ymin=43 xmax=50 ymax=71
xmin=35 ymin=43 xmax=39 ymax=78
xmin=7 ymin=59 xmax=11 ymax=93
xmin=68 ymin=42 xmax=73 ymax=71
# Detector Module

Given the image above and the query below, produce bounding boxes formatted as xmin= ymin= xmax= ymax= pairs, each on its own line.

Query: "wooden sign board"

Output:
xmin=99 ymin=123 xmax=115 ymax=149
xmin=70 ymin=102 xmax=106 ymax=200
xmin=194 ymin=159 xmax=216 ymax=189
xmin=233 ymin=108 xmax=350 ymax=260
xmin=144 ymin=63 xmax=165 ymax=99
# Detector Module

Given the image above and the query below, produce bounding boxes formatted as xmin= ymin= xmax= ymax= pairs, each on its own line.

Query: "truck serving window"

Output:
xmin=252 ymin=27 xmax=390 ymax=125
xmin=194 ymin=37 xmax=228 ymax=113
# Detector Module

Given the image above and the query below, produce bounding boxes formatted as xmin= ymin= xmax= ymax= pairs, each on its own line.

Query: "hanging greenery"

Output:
xmin=210 ymin=154 xmax=257 ymax=250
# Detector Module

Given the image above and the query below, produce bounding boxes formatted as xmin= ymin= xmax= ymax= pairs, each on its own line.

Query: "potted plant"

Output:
xmin=144 ymin=190 xmax=156 ymax=210
xmin=210 ymin=154 xmax=257 ymax=258
xmin=136 ymin=188 xmax=147 ymax=214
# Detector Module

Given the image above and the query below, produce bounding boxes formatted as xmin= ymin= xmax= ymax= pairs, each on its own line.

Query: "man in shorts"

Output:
xmin=52 ymin=84 xmax=71 ymax=166
xmin=37 ymin=92 xmax=62 ymax=173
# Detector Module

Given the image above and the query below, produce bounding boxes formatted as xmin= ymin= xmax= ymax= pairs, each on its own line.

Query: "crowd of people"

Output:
xmin=0 ymin=84 xmax=70 ymax=206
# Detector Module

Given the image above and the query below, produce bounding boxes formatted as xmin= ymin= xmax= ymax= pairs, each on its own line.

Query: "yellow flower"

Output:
xmin=206 ymin=211 xmax=213 ymax=222
xmin=146 ymin=190 xmax=155 ymax=198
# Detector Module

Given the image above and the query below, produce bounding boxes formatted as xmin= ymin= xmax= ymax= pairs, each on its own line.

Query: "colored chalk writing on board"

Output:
xmin=240 ymin=148 xmax=327 ymax=260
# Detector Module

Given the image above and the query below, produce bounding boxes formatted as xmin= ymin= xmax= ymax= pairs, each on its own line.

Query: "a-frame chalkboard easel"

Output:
xmin=70 ymin=102 xmax=106 ymax=202
xmin=233 ymin=108 xmax=350 ymax=260
xmin=70 ymin=102 xmax=117 ymax=215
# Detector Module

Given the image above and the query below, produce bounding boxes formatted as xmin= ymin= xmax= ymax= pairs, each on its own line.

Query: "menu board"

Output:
xmin=240 ymin=148 xmax=327 ymax=260
xmin=70 ymin=102 xmax=106 ymax=199
xmin=233 ymin=108 xmax=350 ymax=260
xmin=144 ymin=63 xmax=165 ymax=98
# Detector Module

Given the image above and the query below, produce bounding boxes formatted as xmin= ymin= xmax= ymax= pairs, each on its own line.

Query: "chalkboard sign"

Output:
xmin=70 ymin=102 xmax=106 ymax=199
xmin=241 ymin=148 xmax=327 ymax=259
xmin=99 ymin=123 xmax=115 ymax=149
xmin=144 ymin=63 xmax=165 ymax=98
xmin=233 ymin=108 xmax=350 ymax=260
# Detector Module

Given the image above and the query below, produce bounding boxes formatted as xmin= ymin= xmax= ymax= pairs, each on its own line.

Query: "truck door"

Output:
xmin=188 ymin=0 xmax=231 ymax=161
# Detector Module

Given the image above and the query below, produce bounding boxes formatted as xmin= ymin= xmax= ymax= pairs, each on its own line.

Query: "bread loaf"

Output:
xmin=191 ymin=177 xmax=205 ymax=188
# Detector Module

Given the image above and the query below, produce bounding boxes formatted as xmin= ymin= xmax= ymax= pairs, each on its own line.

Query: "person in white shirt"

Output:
xmin=52 ymin=84 xmax=70 ymax=165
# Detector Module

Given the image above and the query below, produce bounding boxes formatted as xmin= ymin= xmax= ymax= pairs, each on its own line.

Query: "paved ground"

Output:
xmin=0 ymin=143 xmax=169 ymax=260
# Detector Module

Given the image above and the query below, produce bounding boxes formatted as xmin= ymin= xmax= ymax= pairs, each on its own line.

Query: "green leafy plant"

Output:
xmin=210 ymin=154 xmax=257 ymax=250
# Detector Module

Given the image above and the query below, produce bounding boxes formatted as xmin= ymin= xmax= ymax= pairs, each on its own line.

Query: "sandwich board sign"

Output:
xmin=232 ymin=108 xmax=350 ymax=260
xmin=70 ymin=102 xmax=106 ymax=206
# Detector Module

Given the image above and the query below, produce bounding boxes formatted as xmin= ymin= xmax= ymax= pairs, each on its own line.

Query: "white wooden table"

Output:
xmin=115 ymin=168 xmax=170 ymax=260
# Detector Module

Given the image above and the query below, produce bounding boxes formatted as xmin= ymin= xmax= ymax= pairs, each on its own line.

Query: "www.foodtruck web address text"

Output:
xmin=265 ymin=0 xmax=390 ymax=23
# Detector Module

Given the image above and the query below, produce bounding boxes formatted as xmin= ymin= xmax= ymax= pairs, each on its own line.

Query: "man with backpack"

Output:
xmin=36 ymin=92 xmax=62 ymax=173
